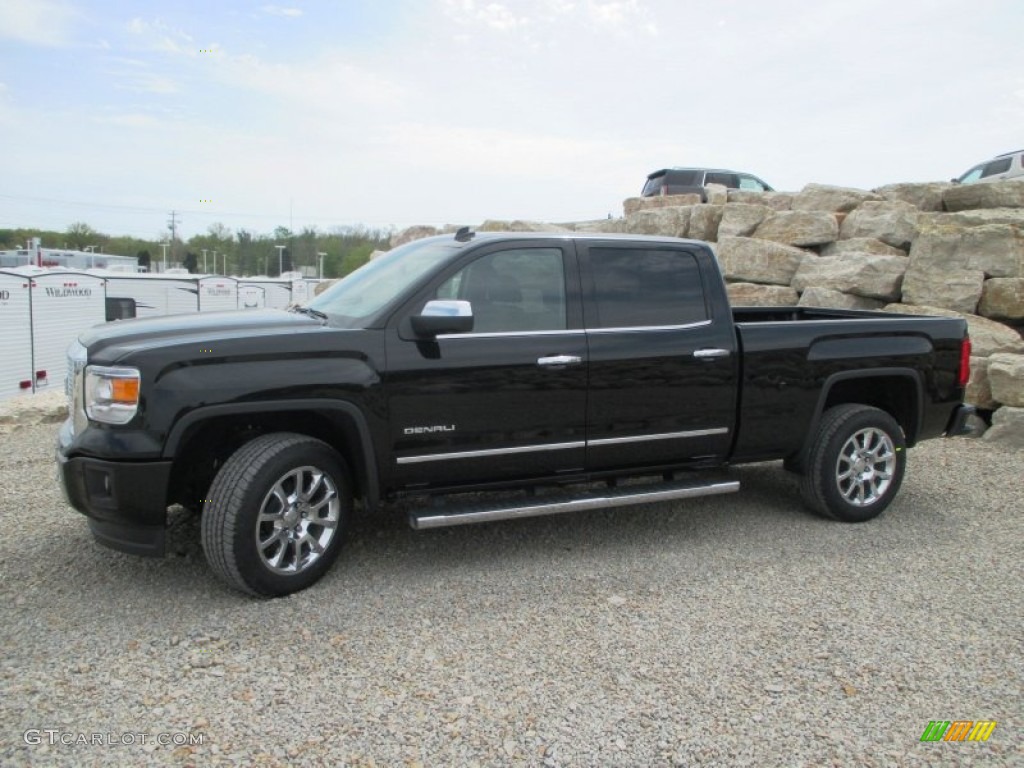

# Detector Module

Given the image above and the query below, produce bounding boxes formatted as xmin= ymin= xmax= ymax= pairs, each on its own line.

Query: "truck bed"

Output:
xmin=730 ymin=307 xmax=968 ymax=462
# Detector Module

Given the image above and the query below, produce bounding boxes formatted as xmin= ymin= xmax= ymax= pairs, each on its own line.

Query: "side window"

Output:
xmin=738 ymin=175 xmax=768 ymax=191
xmin=588 ymin=248 xmax=707 ymax=329
xmin=981 ymin=157 xmax=1012 ymax=177
xmin=434 ymin=248 xmax=566 ymax=333
xmin=705 ymin=172 xmax=738 ymax=187
xmin=958 ymin=166 xmax=984 ymax=183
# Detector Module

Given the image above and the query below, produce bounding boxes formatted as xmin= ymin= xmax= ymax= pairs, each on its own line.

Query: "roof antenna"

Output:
xmin=454 ymin=226 xmax=475 ymax=242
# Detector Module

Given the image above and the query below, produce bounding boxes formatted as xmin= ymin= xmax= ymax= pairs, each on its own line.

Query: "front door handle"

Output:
xmin=693 ymin=348 xmax=731 ymax=360
xmin=537 ymin=355 xmax=582 ymax=367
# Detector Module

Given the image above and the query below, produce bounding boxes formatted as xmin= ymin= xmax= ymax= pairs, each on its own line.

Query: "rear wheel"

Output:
xmin=799 ymin=405 xmax=906 ymax=522
xmin=201 ymin=433 xmax=351 ymax=597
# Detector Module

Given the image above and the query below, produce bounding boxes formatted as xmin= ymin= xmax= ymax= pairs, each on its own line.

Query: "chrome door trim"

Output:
xmin=397 ymin=440 xmax=586 ymax=465
xmin=587 ymin=427 xmax=729 ymax=447
xmin=397 ymin=428 xmax=730 ymax=464
xmin=587 ymin=319 xmax=712 ymax=334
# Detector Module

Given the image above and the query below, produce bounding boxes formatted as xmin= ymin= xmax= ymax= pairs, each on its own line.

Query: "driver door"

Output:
xmin=384 ymin=242 xmax=587 ymax=490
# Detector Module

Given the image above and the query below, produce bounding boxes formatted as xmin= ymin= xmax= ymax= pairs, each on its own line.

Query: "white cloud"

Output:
xmin=92 ymin=113 xmax=160 ymax=128
xmin=585 ymin=0 xmax=653 ymax=32
xmin=217 ymin=51 xmax=406 ymax=113
xmin=125 ymin=17 xmax=196 ymax=56
xmin=0 ymin=0 xmax=79 ymax=47
xmin=262 ymin=5 xmax=303 ymax=18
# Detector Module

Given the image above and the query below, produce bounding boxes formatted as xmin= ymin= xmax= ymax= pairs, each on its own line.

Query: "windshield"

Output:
xmin=308 ymin=237 xmax=460 ymax=327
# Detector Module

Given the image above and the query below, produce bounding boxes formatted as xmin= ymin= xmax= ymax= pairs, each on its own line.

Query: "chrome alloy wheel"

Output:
xmin=256 ymin=466 xmax=340 ymax=574
xmin=835 ymin=427 xmax=896 ymax=507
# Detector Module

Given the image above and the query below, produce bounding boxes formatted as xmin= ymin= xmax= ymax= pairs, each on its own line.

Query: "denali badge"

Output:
xmin=404 ymin=425 xmax=456 ymax=435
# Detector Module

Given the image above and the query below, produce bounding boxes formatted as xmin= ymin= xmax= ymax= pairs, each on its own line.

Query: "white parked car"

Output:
xmin=954 ymin=149 xmax=1024 ymax=184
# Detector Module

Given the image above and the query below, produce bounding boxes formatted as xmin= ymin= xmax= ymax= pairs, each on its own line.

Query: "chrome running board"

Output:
xmin=409 ymin=478 xmax=740 ymax=530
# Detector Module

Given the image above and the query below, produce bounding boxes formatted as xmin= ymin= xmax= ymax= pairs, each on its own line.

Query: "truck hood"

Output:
xmin=79 ymin=309 xmax=322 ymax=357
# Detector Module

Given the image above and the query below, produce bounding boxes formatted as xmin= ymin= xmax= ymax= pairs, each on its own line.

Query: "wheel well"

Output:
xmin=821 ymin=375 xmax=920 ymax=445
xmin=167 ymin=411 xmax=370 ymax=510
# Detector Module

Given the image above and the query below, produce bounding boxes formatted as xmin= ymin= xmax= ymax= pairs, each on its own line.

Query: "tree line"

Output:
xmin=0 ymin=221 xmax=393 ymax=279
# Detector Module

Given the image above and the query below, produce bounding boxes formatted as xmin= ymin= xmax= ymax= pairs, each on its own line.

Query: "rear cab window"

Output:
xmin=585 ymin=247 xmax=709 ymax=329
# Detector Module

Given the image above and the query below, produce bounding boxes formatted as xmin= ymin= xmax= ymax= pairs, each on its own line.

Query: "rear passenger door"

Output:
xmin=580 ymin=243 xmax=738 ymax=471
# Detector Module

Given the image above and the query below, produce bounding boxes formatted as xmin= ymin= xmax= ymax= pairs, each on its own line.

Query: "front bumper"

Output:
xmin=57 ymin=423 xmax=173 ymax=557
xmin=944 ymin=404 xmax=977 ymax=437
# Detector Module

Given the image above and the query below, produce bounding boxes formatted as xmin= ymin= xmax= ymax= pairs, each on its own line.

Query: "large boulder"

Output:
xmin=983 ymin=406 xmax=1024 ymax=448
xmin=819 ymin=238 xmax=906 ymax=257
xmin=979 ymin=278 xmax=1024 ymax=321
xmin=716 ymin=237 xmax=808 ymax=285
xmin=688 ymin=205 xmax=724 ymax=241
xmin=478 ymin=220 xmax=571 ymax=233
xmin=943 ymin=179 xmax=1024 ymax=212
xmin=918 ymin=208 xmax=1024 ymax=229
xmin=792 ymin=183 xmax=881 ymax=213
xmin=838 ymin=201 xmax=920 ymax=250
xmin=987 ymin=353 xmax=1024 ymax=407
xmin=705 ymin=184 xmax=729 ymax=206
xmin=901 ymin=267 xmax=985 ymax=314
xmin=726 ymin=283 xmax=798 ymax=306
xmin=623 ymin=194 xmax=701 ymax=216
xmin=792 ymin=253 xmax=907 ymax=301
xmin=623 ymin=207 xmax=690 ymax=238
xmin=752 ymin=211 xmax=839 ymax=247
xmin=873 ymin=182 xmax=954 ymax=212
xmin=907 ymin=227 xmax=963 ymax=269
xmin=568 ymin=218 xmax=630 ymax=233
xmin=882 ymin=304 xmax=1024 ymax=356
xmin=718 ymin=203 xmax=773 ymax=238
xmin=965 ymin=357 xmax=996 ymax=409
xmin=391 ymin=225 xmax=440 ymax=247
xmin=797 ymin=287 xmax=884 ymax=310
xmin=961 ymin=225 xmax=1024 ymax=278
xmin=726 ymin=190 xmax=794 ymax=210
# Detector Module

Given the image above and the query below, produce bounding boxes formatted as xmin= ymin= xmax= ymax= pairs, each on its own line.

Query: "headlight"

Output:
xmin=85 ymin=365 xmax=140 ymax=424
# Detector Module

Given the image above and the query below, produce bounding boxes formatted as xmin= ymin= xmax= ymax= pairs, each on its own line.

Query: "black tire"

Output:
xmin=799 ymin=404 xmax=906 ymax=523
xmin=201 ymin=433 xmax=352 ymax=597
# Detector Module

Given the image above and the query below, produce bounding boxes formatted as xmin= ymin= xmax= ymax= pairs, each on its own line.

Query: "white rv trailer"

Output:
xmin=96 ymin=272 xmax=200 ymax=319
xmin=237 ymin=284 xmax=266 ymax=309
xmin=23 ymin=269 xmax=106 ymax=395
xmin=0 ymin=270 xmax=34 ymax=399
xmin=278 ymin=272 xmax=323 ymax=305
xmin=197 ymin=276 xmax=239 ymax=312
xmin=236 ymin=277 xmax=293 ymax=309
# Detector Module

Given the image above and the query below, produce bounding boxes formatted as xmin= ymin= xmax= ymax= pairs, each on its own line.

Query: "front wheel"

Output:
xmin=799 ymin=405 xmax=906 ymax=523
xmin=201 ymin=433 xmax=352 ymax=597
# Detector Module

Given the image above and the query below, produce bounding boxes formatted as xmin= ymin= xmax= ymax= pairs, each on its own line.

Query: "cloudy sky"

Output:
xmin=1 ymin=0 xmax=1021 ymax=241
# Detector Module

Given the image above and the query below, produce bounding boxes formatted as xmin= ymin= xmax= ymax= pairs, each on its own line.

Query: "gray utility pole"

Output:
xmin=275 ymin=244 xmax=285 ymax=276
xmin=317 ymin=252 xmax=326 ymax=279
xmin=167 ymin=211 xmax=179 ymax=264
xmin=202 ymin=248 xmax=208 ymax=273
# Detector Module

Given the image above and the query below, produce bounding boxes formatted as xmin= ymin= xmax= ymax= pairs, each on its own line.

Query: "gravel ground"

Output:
xmin=0 ymin=423 xmax=1020 ymax=767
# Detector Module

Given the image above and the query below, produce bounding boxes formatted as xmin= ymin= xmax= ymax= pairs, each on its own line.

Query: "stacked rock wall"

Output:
xmin=389 ymin=180 xmax=1024 ymax=446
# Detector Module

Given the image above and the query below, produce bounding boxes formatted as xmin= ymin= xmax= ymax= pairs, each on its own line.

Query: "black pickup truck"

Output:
xmin=57 ymin=231 xmax=974 ymax=596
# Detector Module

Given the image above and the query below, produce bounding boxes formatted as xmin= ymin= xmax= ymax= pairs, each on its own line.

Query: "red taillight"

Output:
xmin=958 ymin=337 xmax=971 ymax=387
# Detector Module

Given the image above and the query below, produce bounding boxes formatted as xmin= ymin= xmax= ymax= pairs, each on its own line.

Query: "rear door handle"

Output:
xmin=693 ymin=348 xmax=731 ymax=360
xmin=537 ymin=355 xmax=582 ymax=367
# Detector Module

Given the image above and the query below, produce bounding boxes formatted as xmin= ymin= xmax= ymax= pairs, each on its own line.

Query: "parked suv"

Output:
xmin=641 ymin=167 xmax=774 ymax=200
xmin=954 ymin=150 xmax=1024 ymax=184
